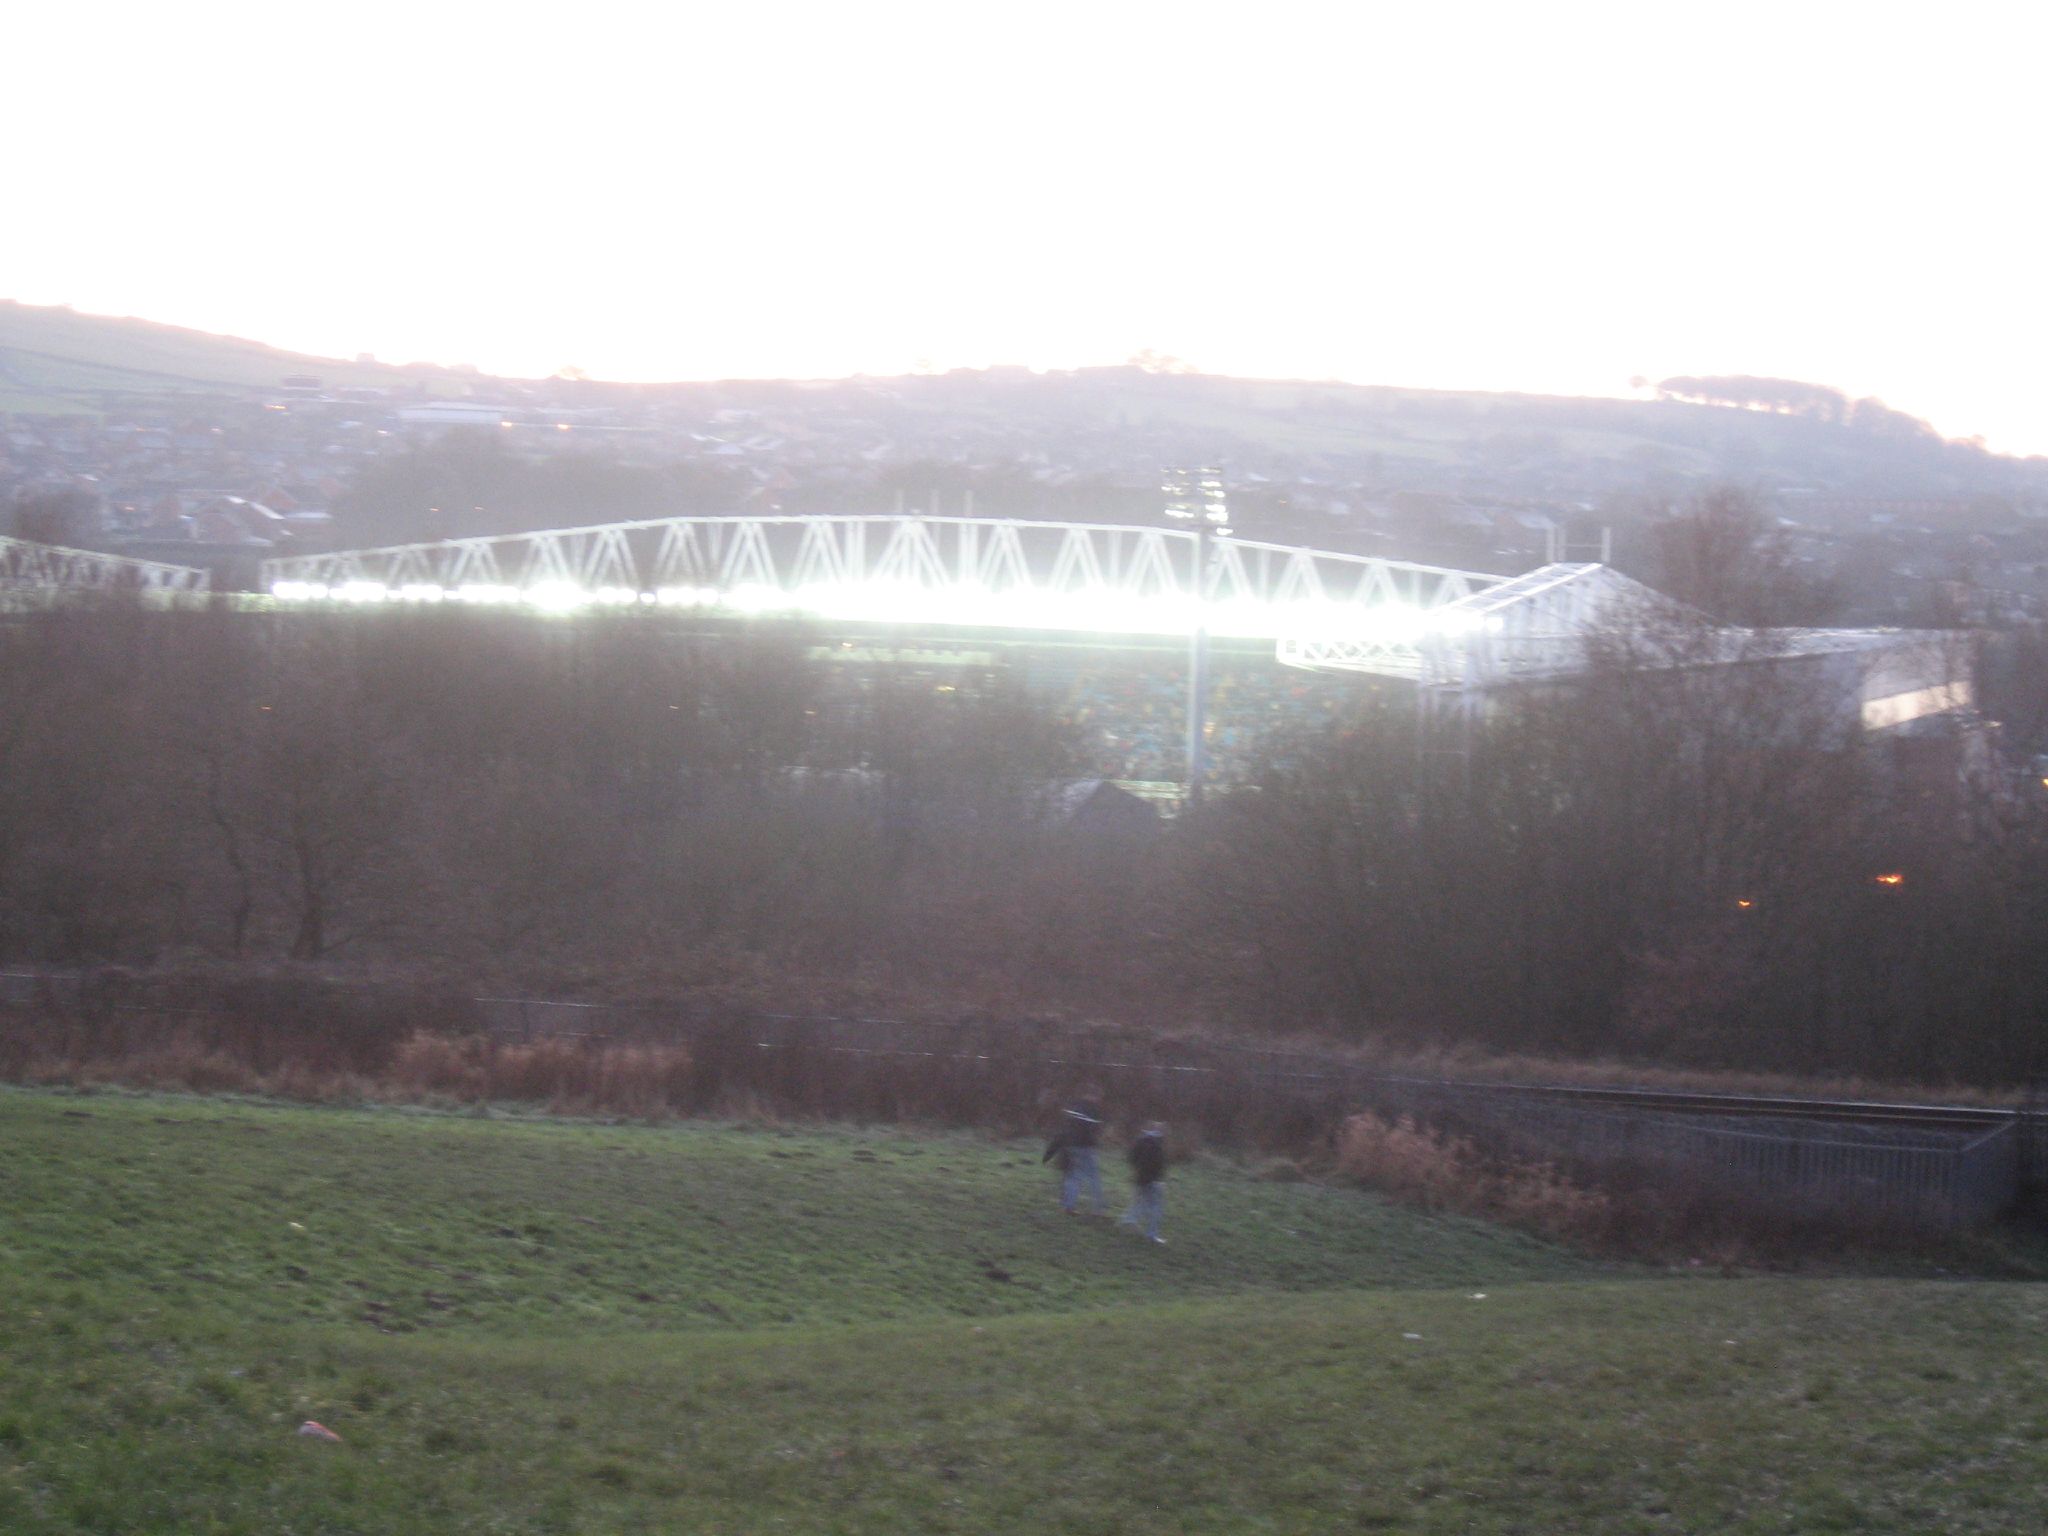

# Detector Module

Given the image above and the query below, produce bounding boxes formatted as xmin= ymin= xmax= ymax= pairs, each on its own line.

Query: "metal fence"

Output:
xmin=1370 ymin=1084 xmax=2022 ymax=1228
xmin=2023 ymin=1082 xmax=2048 ymax=1189
xmin=473 ymin=997 xmax=617 ymax=1041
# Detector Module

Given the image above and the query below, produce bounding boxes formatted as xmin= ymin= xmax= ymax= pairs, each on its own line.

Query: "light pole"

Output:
xmin=1163 ymin=466 xmax=1229 ymax=811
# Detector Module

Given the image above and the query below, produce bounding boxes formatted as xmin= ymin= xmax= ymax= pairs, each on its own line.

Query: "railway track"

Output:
xmin=1434 ymin=1080 xmax=2016 ymax=1133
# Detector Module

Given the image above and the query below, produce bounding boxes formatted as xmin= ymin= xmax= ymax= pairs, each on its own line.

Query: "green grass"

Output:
xmin=0 ymin=1088 xmax=1584 ymax=1336
xmin=2 ymin=1087 xmax=2044 ymax=1533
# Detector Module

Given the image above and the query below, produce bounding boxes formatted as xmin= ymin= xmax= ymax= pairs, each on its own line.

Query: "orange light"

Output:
xmin=1874 ymin=873 xmax=1904 ymax=886
xmin=1735 ymin=898 xmax=1754 ymax=909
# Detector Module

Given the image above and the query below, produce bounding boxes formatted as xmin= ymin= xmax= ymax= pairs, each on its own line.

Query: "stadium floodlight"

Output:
xmin=266 ymin=571 xmax=1442 ymax=643
xmin=452 ymin=583 xmax=523 ymax=605
xmin=523 ymin=581 xmax=592 ymax=615
xmin=1162 ymin=466 xmax=1230 ymax=809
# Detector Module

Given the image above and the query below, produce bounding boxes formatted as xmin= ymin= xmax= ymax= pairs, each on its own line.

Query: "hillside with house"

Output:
xmin=7 ymin=301 xmax=2048 ymax=621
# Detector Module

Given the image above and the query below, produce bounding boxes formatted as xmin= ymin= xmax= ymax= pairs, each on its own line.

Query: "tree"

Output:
xmin=1645 ymin=486 xmax=1841 ymax=627
xmin=4 ymin=486 xmax=101 ymax=548
xmin=1655 ymin=375 xmax=1848 ymax=424
xmin=231 ymin=633 xmax=416 ymax=961
xmin=1175 ymin=583 xmax=1892 ymax=1064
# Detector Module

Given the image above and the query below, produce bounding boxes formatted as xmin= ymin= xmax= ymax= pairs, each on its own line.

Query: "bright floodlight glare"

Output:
xmin=453 ymin=583 xmax=522 ymax=604
xmin=775 ymin=578 xmax=1192 ymax=636
xmin=524 ymin=580 xmax=590 ymax=615
xmin=257 ymin=572 xmax=1454 ymax=643
xmin=653 ymin=585 xmax=718 ymax=607
xmin=721 ymin=582 xmax=805 ymax=617
xmin=1423 ymin=608 xmax=1485 ymax=638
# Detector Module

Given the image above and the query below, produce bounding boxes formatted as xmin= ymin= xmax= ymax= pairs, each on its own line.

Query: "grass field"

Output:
xmin=2 ymin=1087 xmax=2043 ymax=1533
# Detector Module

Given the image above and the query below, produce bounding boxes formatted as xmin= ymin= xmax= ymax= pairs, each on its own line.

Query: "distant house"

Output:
xmin=117 ymin=494 xmax=330 ymax=554
xmin=248 ymin=484 xmax=302 ymax=513
xmin=182 ymin=496 xmax=286 ymax=545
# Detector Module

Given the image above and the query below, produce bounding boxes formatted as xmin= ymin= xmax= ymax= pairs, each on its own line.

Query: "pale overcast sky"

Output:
xmin=7 ymin=1 xmax=2044 ymax=452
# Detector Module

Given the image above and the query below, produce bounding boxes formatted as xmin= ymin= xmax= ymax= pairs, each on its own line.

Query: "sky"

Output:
xmin=7 ymin=1 xmax=2045 ymax=453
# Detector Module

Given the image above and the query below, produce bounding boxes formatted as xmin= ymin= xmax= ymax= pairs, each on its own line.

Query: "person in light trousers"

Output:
xmin=1043 ymin=1101 xmax=1107 ymax=1215
xmin=1121 ymin=1122 xmax=1168 ymax=1243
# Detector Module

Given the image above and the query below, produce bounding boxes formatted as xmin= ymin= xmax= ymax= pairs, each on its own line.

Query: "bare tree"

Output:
xmin=4 ymin=486 xmax=102 ymax=549
xmin=1646 ymin=486 xmax=1841 ymax=627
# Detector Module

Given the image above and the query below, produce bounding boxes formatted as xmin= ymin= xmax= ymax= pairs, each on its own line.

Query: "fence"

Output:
xmin=2025 ymin=1082 xmax=2048 ymax=1190
xmin=1362 ymin=1081 xmax=2022 ymax=1228
xmin=0 ymin=969 xmax=2029 ymax=1227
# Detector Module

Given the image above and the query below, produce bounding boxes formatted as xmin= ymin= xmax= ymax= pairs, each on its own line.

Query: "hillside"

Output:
xmin=1 ymin=1089 xmax=2043 ymax=1534
xmin=0 ymin=301 xmax=471 ymax=410
xmin=865 ymin=366 xmax=2048 ymax=504
xmin=7 ymin=300 xmax=2045 ymax=518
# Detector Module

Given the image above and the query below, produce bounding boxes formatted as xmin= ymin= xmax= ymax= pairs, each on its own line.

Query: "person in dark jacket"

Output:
xmin=1120 ymin=1122 xmax=1168 ymax=1242
xmin=1043 ymin=1100 xmax=1106 ymax=1214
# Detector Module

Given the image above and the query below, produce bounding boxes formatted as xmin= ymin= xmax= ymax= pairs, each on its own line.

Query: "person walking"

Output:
xmin=1120 ymin=1122 xmax=1168 ymax=1243
xmin=1043 ymin=1099 xmax=1106 ymax=1215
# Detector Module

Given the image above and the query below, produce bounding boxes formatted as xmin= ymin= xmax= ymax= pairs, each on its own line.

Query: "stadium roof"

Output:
xmin=1281 ymin=562 xmax=1966 ymax=705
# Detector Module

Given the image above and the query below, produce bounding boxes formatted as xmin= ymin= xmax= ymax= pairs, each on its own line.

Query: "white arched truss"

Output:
xmin=261 ymin=514 xmax=1501 ymax=643
xmin=1 ymin=535 xmax=211 ymax=596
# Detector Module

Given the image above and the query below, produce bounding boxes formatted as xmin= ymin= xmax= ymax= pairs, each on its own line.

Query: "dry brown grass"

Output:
xmin=387 ymin=1033 xmax=696 ymax=1115
xmin=25 ymin=964 xmax=2029 ymax=1110
xmin=1334 ymin=1112 xmax=1613 ymax=1245
xmin=12 ymin=1037 xmax=371 ymax=1104
xmin=0 ymin=1019 xmax=696 ymax=1119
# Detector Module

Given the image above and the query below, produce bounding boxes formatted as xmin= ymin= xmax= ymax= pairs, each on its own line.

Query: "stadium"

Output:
xmin=5 ymin=509 xmax=1976 ymax=788
xmin=262 ymin=510 xmax=1977 ymax=764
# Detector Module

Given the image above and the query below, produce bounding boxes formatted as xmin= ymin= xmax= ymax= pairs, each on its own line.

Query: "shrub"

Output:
xmin=1335 ymin=1112 xmax=1611 ymax=1243
xmin=387 ymin=1032 xmax=696 ymax=1116
xmin=389 ymin=1032 xmax=490 ymax=1098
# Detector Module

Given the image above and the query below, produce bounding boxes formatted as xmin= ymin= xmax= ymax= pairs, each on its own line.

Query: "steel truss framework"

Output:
xmin=1281 ymin=560 xmax=1970 ymax=737
xmin=262 ymin=515 xmax=1498 ymax=641
xmin=1276 ymin=561 xmax=1678 ymax=683
xmin=0 ymin=535 xmax=211 ymax=594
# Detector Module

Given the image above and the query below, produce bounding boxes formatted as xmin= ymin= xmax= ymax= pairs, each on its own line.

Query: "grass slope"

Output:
xmin=2 ymin=1088 xmax=2043 ymax=1534
xmin=0 ymin=1088 xmax=1583 ymax=1336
